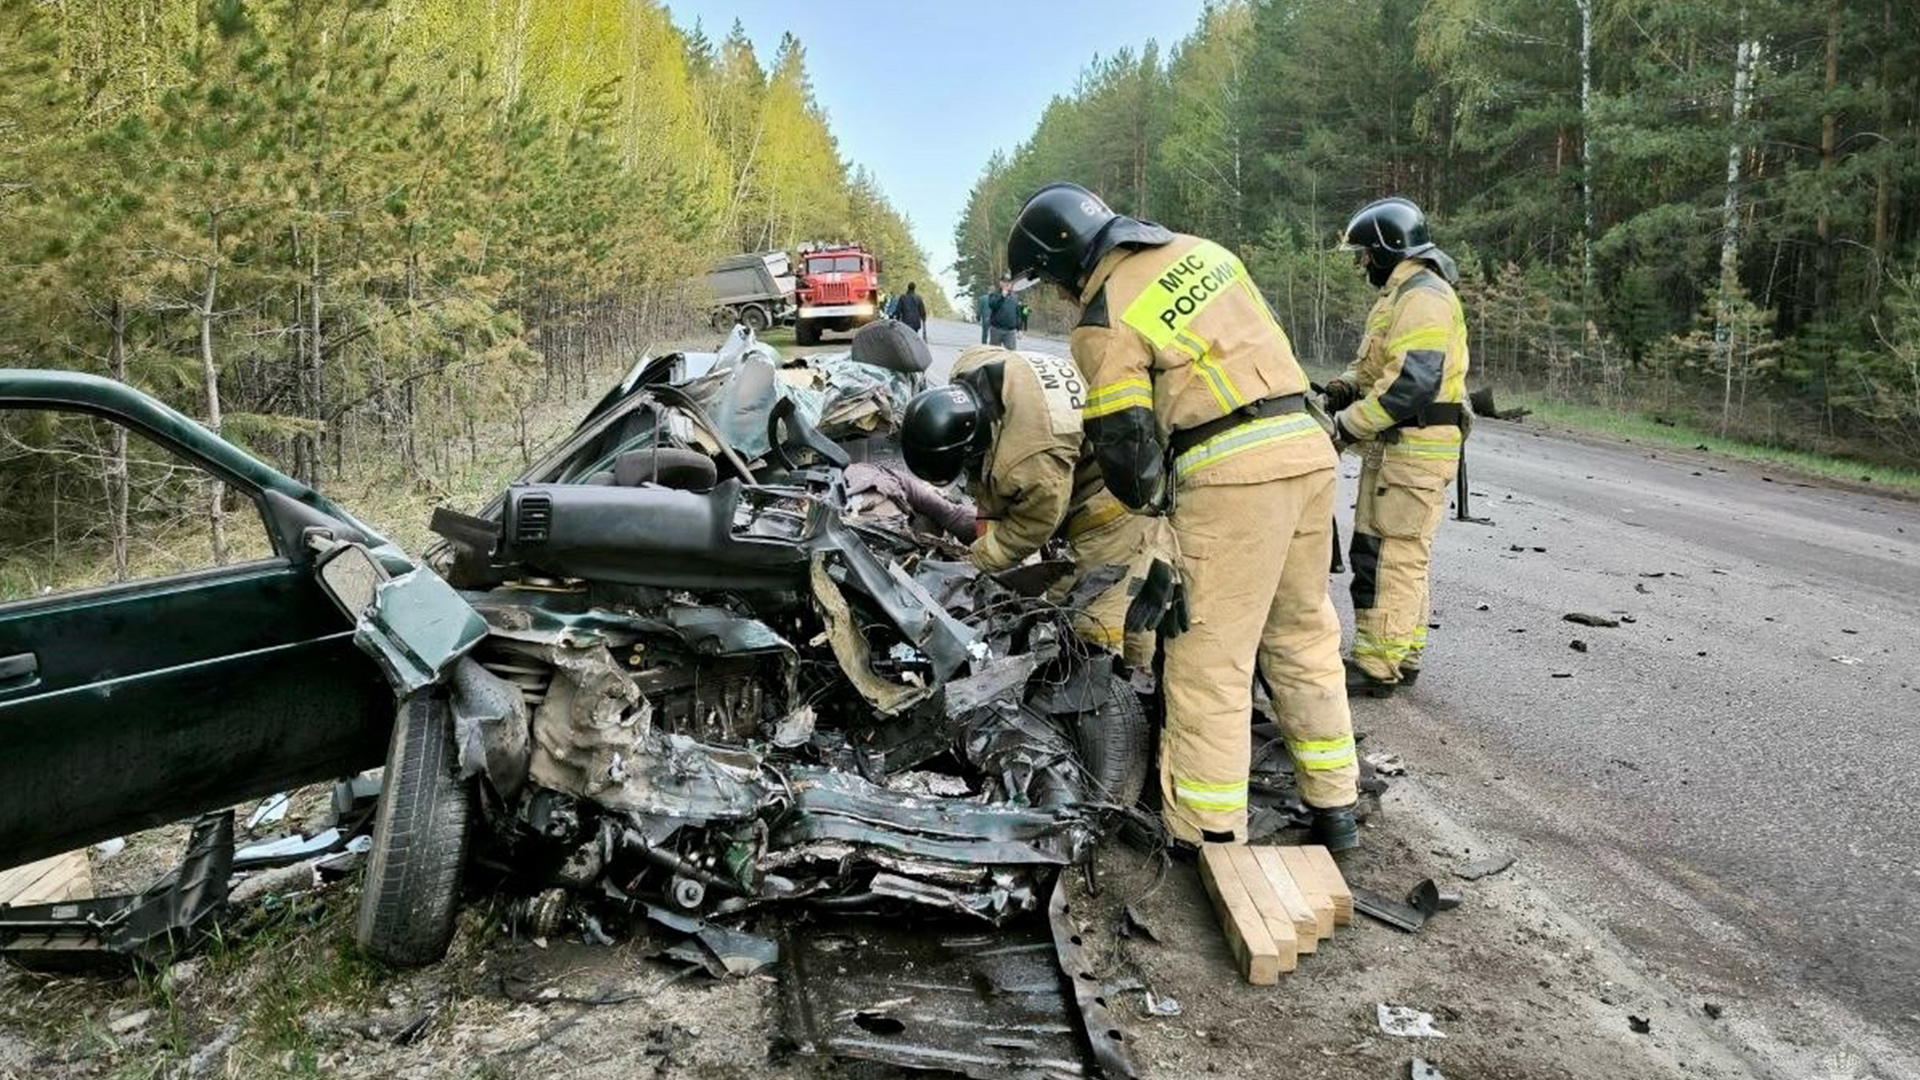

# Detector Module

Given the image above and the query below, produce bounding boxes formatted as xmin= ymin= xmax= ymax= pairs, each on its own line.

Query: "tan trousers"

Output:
xmin=1349 ymin=448 xmax=1458 ymax=680
xmin=1160 ymin=470 xmax=1357 ymax=842
xmin=1055 ymin=505 xmax=1161 ymax=669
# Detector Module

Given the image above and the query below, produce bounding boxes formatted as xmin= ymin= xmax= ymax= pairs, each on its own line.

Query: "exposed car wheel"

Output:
xmin=356 ymin=692 xmax=472 ymax=967
xmin=710 ymin=306 xmax=735 ymax=332
xmin=1072 ymin=673 xmax=1151 ymax=813
xmin=742 ymin=304 xmax=770 ymax=333
xmin=795 ymin=319 xmax=821 ymax=346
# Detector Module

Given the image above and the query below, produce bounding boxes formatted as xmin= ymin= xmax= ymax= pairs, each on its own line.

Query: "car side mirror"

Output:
xmin=317 ymin=542 xmax=388 ymax=620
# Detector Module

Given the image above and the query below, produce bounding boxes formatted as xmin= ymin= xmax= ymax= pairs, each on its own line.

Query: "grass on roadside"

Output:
xmin=1511 ymin=395 xmax=1920 ymax=495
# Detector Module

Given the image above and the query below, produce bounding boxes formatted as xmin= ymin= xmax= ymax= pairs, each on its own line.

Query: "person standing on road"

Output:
xmin=897 ymin=345 xmax=1161 ymax=668
xmin=975 ymin=289 xmax=993 ymax=344
xmin=986 ymin=277 xmax=1022 ymax=349
xmin=893 ymin=281 xmax=929 ymax=339
xmin=1007 ymin=181 xmax=1360 ymax=852
xmin=1321 ymin=198 xmax=1470 ymax=698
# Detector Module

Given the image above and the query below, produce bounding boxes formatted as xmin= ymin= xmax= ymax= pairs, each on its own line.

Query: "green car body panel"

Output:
xmin=0 ymin=370 xmax=479 ymax=868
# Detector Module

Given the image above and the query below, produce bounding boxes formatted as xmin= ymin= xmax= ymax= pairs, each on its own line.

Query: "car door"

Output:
xmin=0 ymin=396 xmax=394 ymax=868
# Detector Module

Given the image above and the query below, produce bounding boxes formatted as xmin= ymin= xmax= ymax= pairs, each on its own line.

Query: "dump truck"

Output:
xmin=703 ymin=251 xmax=797 ymax=333
xmin=794 ymin=242 xmax=882 ymax=346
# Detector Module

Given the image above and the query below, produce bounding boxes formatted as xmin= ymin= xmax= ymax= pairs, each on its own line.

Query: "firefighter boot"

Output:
xmin=1310 ymin=803 xmax=1360 ymax=853
xmin=1345 ymin=659 xmax=1399 ymax=699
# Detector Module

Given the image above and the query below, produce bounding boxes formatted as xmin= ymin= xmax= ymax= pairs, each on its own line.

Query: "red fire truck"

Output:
xmin=793 ymin=242 xmax=882 ymax=346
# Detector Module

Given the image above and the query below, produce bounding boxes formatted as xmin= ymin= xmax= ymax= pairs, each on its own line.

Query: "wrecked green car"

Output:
xmin=0 ymin=368 xmax=486 ymax=961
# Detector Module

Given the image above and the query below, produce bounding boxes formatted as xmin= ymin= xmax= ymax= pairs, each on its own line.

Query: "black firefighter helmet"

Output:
xmin=1005 ymin=182 xmax=1119 ymax=293
xmin=1340 ymin=197 xmax=1438 ymax=287
xmin=900 ymin=381 xmax=990 ymax=486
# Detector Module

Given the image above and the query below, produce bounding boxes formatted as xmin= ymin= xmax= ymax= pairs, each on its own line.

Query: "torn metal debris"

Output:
xmin=0 ymin=812 xmax=232 ymax=969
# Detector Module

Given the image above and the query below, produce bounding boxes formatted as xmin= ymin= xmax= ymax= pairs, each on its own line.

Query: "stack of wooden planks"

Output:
xmin=0 ymin=850 xmax=95 ymax=908
xmin=1196 ymin=844 xmax=1353 ymax=984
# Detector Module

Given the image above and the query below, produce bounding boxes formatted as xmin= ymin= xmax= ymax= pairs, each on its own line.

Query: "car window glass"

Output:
xmin=0 ymin=408 xmax=275 ymax=602
xmin=834 ymin=256 xmax=860 ymax=273
xmin=807 ymin=257 xmax=833 ymax=275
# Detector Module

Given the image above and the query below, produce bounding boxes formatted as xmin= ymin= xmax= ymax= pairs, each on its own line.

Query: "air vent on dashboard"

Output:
xmin=515 ymin=493 xmax=552 ymax=544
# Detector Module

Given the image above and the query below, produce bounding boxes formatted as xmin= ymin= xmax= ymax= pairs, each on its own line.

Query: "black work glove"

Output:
xmin=1125 ymin=558 xmax=1190 ymax=638
xmin=1321 ymin=377 xmax=1359 ymax=412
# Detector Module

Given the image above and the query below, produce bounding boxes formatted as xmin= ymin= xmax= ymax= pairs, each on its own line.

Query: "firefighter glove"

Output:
xmin=1126 ymin=557 xmax=1189 ymax=638
xmin=1321 ymin=377 xmax=1359 ymax=412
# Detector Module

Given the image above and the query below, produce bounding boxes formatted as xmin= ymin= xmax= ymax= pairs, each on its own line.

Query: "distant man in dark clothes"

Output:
xmin=987 ymin=277 xmax=1021 ymax=349
xmin=894 ymin=281 xmax=928 ymax=338
xmin=976 ymin=289 xmax=993 ymax=342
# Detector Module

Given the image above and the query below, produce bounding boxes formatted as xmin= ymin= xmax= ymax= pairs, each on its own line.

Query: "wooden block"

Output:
xmin=0 ymin=850 xmax=94 ymax=907
xmin=1301 ymin=845 xmax=1354 ymax=926
xmin=1278 ymin=847 xmax=1336 ymax=937
xmin=1198 ymin=844 xmax=1281 ymax=985
xmin=1224 ymin=845 xmax=1298 ymax=970
xmin=1249 ymin=845 xmax=1322 ymax=950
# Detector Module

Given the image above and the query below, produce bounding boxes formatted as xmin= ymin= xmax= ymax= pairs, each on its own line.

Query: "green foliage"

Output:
xmin=0 ymin=0 xmax=947 ymax=576
xmin=954 ymin=0 xmax=1920 ymax=466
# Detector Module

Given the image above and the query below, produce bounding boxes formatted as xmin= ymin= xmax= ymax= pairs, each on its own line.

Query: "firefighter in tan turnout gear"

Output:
xmin=1323 ymin=197 xmax=1471 ymax=698
xmin=1006 ymin=181 xmax=1361 ymax=852
xmin=898 ymin=346 xmax=1160 ymax=668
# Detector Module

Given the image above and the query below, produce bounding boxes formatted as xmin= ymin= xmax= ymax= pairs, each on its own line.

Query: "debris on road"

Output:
xmin=1564 ymin=612 xmax=1621 ymax=628
xmin=1365 ymin=750 xmax=1408 ymax=776
xmin=1569 ymin=639 xmax=1589 ymax=652
xmin=1142 ymin=989 xmax=1183 ymax=1017
xmin=1119 ymin=903 xmax=1162 ymax=943
xmin=1628 ymin=1014 xmax=1653 ymax=1034
xmin=1353 ymin=876 xmax=1461 ymax=933
xmin=1703 ymin=1002 xmax=1725 ymax=1020
xmin=1411 ymin=1057 xmax=1448 ymax=1080
xmin=1377 ymin=1003 xmax=1447 ymax=1038
xmin=245 ymin=792 xmax=291 ymax=831
xmin=1831 ymin=654 xmax=1865 ymax=665
xmin=1455 ymin=854 xmax=1516 ymax=881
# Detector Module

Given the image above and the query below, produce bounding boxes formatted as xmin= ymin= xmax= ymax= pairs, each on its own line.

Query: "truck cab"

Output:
xmin=794 ymin=243 xmax=881 ymax=346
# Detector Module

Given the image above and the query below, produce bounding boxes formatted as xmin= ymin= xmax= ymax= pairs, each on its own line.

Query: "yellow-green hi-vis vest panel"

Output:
xmin=1073 ymin=234 xmax=1335 ymax=490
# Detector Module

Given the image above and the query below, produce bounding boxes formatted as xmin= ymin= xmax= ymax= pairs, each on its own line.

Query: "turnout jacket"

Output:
xmin=1334 ymin=258 xmax=1471 ymax=465
xmin=1070 ymin=232 xmax=1335 ymax=509
xmin=950 ymin=346 xmax=1111 ymax=572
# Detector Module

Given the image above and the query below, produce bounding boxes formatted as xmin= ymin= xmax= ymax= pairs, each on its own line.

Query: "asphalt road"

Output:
xmin=920 ymin=317 xmax=1920 ymax=1073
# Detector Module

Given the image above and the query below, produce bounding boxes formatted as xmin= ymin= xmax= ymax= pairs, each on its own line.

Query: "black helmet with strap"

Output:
xmin=900 ymin=378 xmax=995 ymax=485
xmin=1340 ymin=197 xmax=1440 ymax=287
xmin=1006 ymin=182 xmax=1116 ymax=292
xmin=1006 ymin=182 xmax=1174 ymax=293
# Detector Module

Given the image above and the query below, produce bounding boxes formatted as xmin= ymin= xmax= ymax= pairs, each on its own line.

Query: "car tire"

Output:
xmin=1072 ymin=673 xmax=1151 ymax=814
xmin=742 ymin=304 xmax=771 ymax=333
xmin=355 ymin=692 xmax=472 ymax=967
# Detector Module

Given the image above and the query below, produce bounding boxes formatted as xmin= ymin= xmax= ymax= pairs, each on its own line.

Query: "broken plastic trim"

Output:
xmin=0 ymin=811 xmax=233 ymax=970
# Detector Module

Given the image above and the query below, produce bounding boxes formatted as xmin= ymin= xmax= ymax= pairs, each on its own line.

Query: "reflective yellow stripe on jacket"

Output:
xmin=1084 ymin=376 xmax=1152 ymax=419
xmin=1173 ymin=412 xmax=1324 ymax=479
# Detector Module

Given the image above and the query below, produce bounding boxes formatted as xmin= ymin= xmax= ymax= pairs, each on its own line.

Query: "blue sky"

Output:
xmin=662 ymin=1 xmax=1209 ymax=304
